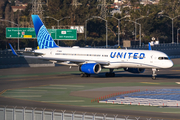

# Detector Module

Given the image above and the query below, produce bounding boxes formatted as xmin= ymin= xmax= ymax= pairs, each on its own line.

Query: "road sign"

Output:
xmin=70 ymin=26 xmax=84 ymax=33
xmin=55 ymin=29 xmax=77 ymax=40
xmin=6 ymin=28 xmax=77 ymax=40
xmin=6 ymin=27 xmax=36 ymax=38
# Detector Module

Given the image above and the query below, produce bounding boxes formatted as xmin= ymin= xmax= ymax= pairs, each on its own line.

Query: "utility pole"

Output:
xmin=46 ymin=0 xmax=48 ymax=6
xmin=71 ymin=0 xmax=82 ymax=25
xmin=71 ymin=0 xmax=82 ymax=9
xmin=31 ymin=0 xmax=44 ymax=26
xmin=32 ymin=0 xmax=43 ymax=19
xmin=100 ymin=0 xmax=107 ymax=19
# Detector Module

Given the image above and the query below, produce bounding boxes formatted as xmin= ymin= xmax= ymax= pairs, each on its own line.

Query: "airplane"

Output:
xmin=9 ymin=15 xmax=173 ymax=80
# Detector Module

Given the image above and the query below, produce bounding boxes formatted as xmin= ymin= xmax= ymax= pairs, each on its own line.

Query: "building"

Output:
xmin=11 ymin=6 xmax=26 ymax=12
xmin=11 ymin=0 xmax=28 ymax=12
xmin=114 ymin=0 xmax=160 ymax=5
xmin=140 ymin=0 xmax=160 ymax=5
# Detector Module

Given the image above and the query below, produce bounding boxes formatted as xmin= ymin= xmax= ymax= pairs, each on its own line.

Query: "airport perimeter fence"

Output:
xmin=0 ymin=106 xmax=167 ymax=120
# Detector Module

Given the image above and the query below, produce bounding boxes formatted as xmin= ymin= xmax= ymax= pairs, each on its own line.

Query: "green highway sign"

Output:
xmin=6 ymin=27 xmax=36 ymax=38
xmin=6 ymin=28 xmax=77 ymax=40
xmin=55 ymin=29 xmax=77 ymax=40
xmin=48 ymin=29 xmax=56 ymax=40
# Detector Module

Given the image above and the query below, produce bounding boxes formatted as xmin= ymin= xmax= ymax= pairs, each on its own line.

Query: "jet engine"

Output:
xmin=79 ymin=63 xmax=101 ymax=74
xmin=124 ymin=68 xmax=145 ymax=73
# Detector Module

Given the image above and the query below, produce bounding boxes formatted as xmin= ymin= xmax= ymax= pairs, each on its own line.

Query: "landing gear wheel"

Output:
xmin=81 ymin=73 xmax=90 ymax=77
xmin=152 ymin=76 xmax=156 ymax=80
xmin=112 ymin=72 xmax=115 ymax=77
xmin=81 ymin=73 xmax=85 ymax=77
xmin=152 ymin=68 xmax=157 ymax=80
xmin=86 ymin=74 xmax=90 ymax=77
xmin=105 ymin=73 xmax=109 ymax=77
xmin=105 ymin=72 xmax=115 ymax=77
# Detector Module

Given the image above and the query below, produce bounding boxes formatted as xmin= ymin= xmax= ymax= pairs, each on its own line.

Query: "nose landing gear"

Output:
xmin=152 ymin=68 xmax=159 ymax=80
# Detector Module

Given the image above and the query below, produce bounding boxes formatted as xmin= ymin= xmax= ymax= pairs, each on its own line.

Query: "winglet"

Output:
xmin=9 ymin=43 xmax=18 ymax=56
xmin=148 ymin=42 xmax=152 ymax=50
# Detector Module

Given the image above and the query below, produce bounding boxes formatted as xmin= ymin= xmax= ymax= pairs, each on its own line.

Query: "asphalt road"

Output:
xmin=0 ymin=59 xmax=180 ymax=120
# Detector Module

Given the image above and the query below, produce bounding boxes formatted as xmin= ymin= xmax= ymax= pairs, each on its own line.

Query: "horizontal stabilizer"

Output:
xmin=9 ymin=43 xmax=18 ymax=56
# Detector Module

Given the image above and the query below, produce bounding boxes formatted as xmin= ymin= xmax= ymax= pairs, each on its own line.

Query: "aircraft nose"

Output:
xmin=168 ymin=60 xmax=173 ymax=68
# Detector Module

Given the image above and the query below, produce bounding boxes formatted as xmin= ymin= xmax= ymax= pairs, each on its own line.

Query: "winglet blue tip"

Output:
xmin=148 ymin=42 xmax=152 ymax=50
xmin=9 ymin=43 xmax=18 ymax=56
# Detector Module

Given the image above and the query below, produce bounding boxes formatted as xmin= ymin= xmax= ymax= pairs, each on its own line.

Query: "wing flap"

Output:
xmin=40 ymin=57 xmax=110 ymax=65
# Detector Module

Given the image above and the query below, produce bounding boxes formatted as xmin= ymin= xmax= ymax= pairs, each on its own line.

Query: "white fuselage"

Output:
xmin=34 ymin=47 xmax=173 ymax=69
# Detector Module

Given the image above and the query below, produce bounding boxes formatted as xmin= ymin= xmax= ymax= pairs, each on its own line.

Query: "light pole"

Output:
xmin=126 ymin=20 xmax=141 ymax=46
xmin=44 ymin=16 xmax=70 ymax=29
xmin=135 ymin=16 xmax=148 ymax=41
xmin=0 ymin=19 xmax=19 ymax=50
xmin=85 ymin=17 xmax=93 ymax=46
xmin=85 ymin=16 xmax=108 ymax=48
xmin=177 ymin=28 xmax=180 ymax=44
xmin=44 ymin=16 xmax=70 ymax=45
xmin=107 ymin=16 xmax=128 ymax=46
xmin=161 ymin=15 xmax=180 ymax=44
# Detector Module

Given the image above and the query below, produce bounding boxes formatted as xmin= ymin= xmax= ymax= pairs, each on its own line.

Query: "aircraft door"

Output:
xmin=50 ymin=49 xmax=53 ymax=55
xmin=153 ymin=55 xmax=159 ymax=65
xmin=150 ymin=55 xmax=153 ymax=64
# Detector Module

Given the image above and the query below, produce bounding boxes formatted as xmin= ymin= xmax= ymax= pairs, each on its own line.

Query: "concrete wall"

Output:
xmin=0 ymin=50 xmax=53 ymax=68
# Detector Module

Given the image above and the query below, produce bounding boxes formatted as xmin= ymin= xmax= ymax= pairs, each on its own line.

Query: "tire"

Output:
xmin=152 ymin=76 xmax=156 ymax=80
xmin=81 ymin=73 xmax=85 ymax=77
xmin=112 ymin=72 xmax=115 ymax=77
xmin=105 ymin=73 xmax=115 ymax=77
xmin=105 ymin=73 xmax=109 ymax=77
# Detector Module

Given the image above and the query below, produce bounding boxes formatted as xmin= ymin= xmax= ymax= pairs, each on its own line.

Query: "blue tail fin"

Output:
xmin=31 ymin=15 xmax=59 ymax=49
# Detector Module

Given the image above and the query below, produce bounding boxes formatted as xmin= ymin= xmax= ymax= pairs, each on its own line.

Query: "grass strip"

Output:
xmin=1 ymin=82 xmax=180 ymax=114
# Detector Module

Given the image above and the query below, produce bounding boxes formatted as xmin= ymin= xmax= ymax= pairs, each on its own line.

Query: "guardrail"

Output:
xmin=92 ymin=43 xmax=180 ymax=49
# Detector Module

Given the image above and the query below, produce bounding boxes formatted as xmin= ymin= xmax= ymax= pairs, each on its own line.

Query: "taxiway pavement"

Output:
xmin=0 ymin=59 xmax=180 ymax=119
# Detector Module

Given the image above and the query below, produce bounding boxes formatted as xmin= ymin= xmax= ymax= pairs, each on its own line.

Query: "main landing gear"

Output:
xmin=105 ymin=69 xmax=115 ymax=77
xmin=81 ymin=73 xmax=90 ymax=77
xmin=152 ymin=68 xmax=159 ymax=80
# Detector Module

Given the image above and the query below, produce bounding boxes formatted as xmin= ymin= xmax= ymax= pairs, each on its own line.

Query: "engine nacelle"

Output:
xmin=79 ymin=63 xmax=101 ymax=74
xmin=124 ymin=68 xmax=145 ymax=73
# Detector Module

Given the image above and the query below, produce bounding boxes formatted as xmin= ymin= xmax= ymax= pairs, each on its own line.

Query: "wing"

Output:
xmin=41 ymin=57 xmax=110 ymax=66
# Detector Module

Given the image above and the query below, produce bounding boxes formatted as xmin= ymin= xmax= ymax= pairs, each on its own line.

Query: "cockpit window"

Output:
xmin=158 ymin=57 xmax=169 ymax=60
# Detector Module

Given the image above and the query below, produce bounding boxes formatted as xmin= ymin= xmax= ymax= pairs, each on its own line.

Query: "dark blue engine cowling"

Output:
xmin=124 ymin=68 xmax=145 ymax=73
xmin=79 ymin=63 xmax=101 ymax=74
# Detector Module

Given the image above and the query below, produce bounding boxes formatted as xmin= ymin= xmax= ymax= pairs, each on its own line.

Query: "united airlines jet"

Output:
xmin=9 ymin=15 xmax=173 ymax=79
